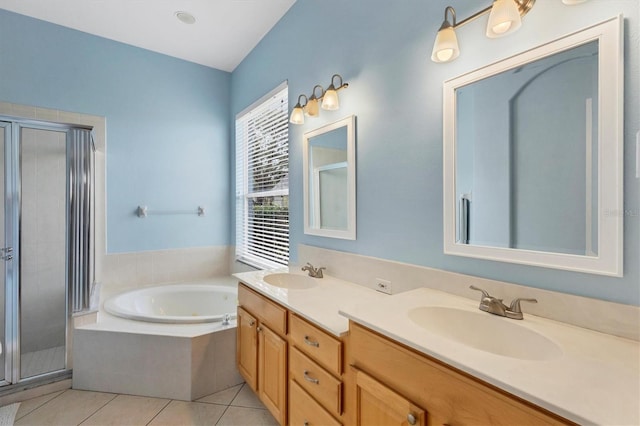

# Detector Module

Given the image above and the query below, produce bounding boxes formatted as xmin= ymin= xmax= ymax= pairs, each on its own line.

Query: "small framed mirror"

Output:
xmin=443 ymin=16 xmax=623 ymax=276
xmin=303 ymin=115 xmax=356 ymax=239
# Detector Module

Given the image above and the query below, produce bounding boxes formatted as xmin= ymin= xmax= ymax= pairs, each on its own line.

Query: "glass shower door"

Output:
xmin=19 ymin=126 xmax=67 ymax=379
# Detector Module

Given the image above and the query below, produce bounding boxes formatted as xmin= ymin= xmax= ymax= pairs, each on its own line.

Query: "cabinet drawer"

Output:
xmin=289 ymin=379 xmax=341 ymax=426
xmin=290 ymin=313 xmax=342 ymax=376
xmin=290 ymin=347 xmax=342 ymax=417
xmin=238 ymin=284 xmax=287 ymax=335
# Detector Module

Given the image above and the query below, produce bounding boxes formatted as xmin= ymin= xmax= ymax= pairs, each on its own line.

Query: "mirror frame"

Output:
xmin=443 ymin=16 xmax=623 ymax=276
xmin=303 ymin=115 xmax=356 ymax=240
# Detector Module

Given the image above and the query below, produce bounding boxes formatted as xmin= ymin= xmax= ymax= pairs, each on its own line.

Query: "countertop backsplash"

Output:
xmin=298 ymin=244 xmax=640 ymax=341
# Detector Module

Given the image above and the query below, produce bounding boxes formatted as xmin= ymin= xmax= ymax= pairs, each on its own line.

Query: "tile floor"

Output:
xmin=13 ymin=383 xmax=278 ymax=426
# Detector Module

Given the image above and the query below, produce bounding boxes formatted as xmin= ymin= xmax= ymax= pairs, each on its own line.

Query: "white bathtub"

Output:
xmin=104 ymin=282 xmax=238 ymax=324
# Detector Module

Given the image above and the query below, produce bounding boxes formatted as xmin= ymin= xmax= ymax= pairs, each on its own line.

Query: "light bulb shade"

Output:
xmin=322 ymin=88 xmax=340 ymax=110
xmin=431 ymin=25 xmax=460 ymax=63
xmin=289 ymin=105 xmax=305 ymax=124
xmin=305 ymin=98 xmax=320 ymax=117
xmin=486 ymin=0 xmax=522 ymax=38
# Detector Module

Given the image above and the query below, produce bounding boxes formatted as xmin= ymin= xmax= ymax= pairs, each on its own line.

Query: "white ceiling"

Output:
xmin=0 ymin=0 xmax=296 ymax=72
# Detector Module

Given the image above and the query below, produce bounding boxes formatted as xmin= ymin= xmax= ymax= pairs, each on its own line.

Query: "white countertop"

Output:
xmin=236 ymin=268 xmax=640 ymax=425
xmin=233 ymin=268 xmax=388 ymax=337
xmin=340 ymin=287 xmax=640 ymax=426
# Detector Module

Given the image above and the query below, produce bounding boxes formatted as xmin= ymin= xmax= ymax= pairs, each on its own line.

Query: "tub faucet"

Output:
xmin=301 ymin=263 xmax=325 ymax=278
xmin=469 ymin=285 xmax=537 ymax=320
xmin=222 ymin=314 xmax=230 ymax=326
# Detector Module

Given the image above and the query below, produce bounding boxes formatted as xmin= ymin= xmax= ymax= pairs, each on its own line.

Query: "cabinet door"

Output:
xmin=237 ymin=307 xmax=258 ymax=391
xmin=259 ymin=324 xmax=288 ymax=426
xmin=356 ymin=369 xmax=426 ymax=426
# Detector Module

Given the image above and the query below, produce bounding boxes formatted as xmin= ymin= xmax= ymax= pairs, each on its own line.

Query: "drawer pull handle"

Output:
xmin=407 ymin=413 xmax=417 ymax=425
xmin=304 ymin=335 xmax=320 ymax=347
xmin=303 ymin=370 xmax=319 ymax=385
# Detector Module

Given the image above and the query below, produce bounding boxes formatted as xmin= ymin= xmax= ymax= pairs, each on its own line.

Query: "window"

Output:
xmin=235 ymin=83 xmax=289 ymax=269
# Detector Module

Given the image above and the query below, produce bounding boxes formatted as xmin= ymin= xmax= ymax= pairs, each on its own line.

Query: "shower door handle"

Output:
xmin=1 ymin=247 xmax=13 ymax=261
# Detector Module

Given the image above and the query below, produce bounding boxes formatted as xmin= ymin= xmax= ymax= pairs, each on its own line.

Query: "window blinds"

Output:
xmin=235 ymin=83 xmax=289 ymax=269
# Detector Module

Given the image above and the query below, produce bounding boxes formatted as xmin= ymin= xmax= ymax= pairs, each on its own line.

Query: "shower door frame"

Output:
xmin=0 ymin=120 xmax=17 ymax=387
xmin=0 ymin=117 xmax=87 ymax=386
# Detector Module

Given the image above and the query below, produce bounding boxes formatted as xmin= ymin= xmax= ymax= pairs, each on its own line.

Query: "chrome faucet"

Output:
xmin=301 ymin=263 xmax=326 ymax=278
xmin=469 ymin=285 xmax=537 ymax=320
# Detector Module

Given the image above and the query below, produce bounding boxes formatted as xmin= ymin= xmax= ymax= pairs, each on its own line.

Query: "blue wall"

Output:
xmin=231 ymin=0 xmax=640 ymax=305
xmin=0 ymin=9 xmax=231 ymax=253
xmin=2 ymin=2 xmax=638 ymax=305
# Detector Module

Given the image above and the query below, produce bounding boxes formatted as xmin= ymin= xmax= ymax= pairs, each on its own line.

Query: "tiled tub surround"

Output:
xmin=235 ymin=266 xmax=640 ymax=425
xmin=100 ymin=246 xmax=232 ymax=291
xmin=73 ymin=276 xmax=243 ymax=401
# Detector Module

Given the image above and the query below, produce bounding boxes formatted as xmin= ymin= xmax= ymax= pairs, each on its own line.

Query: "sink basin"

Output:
xmin=263 ymin=273 xmax=318 ymax=290
xmin=408 ymin=306 xmax=562 ymax=361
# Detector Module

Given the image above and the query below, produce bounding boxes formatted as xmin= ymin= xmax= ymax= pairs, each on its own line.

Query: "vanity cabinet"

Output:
xmin=237 ymin=282 xmax=347 ymax=426
xmin=289 ymin=313 xmax=344 ymax=424
xmin=347 ymin=321 xmax=572 ymax=426
xmin=237 ymin=285 xmax=288 ymax=425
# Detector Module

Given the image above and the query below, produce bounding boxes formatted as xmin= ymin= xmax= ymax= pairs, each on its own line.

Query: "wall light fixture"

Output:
xmin=432 ymin=0 xmax=591 ymax=63
xmin=431 ymin=0 xmax=536 ymax=63
xmin=290 ymin=74 xmax=349 ymax=124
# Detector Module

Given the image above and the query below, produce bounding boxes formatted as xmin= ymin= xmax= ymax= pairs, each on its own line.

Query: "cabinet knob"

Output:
xmin=303 ymin=422 xmax=309 ymax=426
xmin=257 ymin=326 xmax=262 ymax=332
xmin=407 ymin=413 xmax=417 ymax=425
xmin=249 ymin=320 xmax=255 ymax=326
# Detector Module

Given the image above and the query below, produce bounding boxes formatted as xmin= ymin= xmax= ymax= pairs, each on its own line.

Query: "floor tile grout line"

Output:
xmin=76 ymin=391 xmax=119 ymax=426
xmin=228 ymin=383 xmax=245 ymax=404
xmin=214 ymin=403 xmax=232 ymax=426
xmin=213 ymin=383 xmax=246 ymax=426
xmin=14 ymin=388 xmax=72 ymax=421
xmin=144 ymin=397 xmax=173 ymax=426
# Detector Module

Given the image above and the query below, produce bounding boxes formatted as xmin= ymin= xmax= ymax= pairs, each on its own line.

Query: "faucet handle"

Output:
xmin=469 ymin=285 xmax=490 ymax=299
xmin=509 ymin=298 xmax=538 ymax=313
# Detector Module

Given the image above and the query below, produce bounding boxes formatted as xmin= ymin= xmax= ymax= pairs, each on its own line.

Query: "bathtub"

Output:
xmin=104 ymin=282 xmax=238 ymax=324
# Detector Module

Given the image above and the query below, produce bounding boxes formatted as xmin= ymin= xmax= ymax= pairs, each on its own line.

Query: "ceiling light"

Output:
xmin=175 ymin=11 xmax=196 ymax=25
xmin=562 ymin=0 xmax=589 ymax=4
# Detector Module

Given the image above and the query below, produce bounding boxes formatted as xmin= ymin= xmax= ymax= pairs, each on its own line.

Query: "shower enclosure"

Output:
xmin=0 ymin=117 xmax=94 ymax=388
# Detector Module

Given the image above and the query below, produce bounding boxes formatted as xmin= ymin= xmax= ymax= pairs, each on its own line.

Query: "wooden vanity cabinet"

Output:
xmin=347 ymin=321 xmax=573 ymax=426
xmin=288 ymin=313 xmax=345 ymax=425
xmin=237 ymin=284 xmax=288 ymax=425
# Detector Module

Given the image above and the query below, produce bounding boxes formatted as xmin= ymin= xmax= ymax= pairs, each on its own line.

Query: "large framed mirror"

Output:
xmin=443 ymin=16 xmax=623 ymax=276
xmin=303 ymin=115 xmax=356 ymax=239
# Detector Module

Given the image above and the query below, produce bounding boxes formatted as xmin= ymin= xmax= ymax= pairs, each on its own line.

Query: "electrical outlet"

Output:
xmin=375 ymin=278 xmax=392 ymax=295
